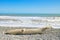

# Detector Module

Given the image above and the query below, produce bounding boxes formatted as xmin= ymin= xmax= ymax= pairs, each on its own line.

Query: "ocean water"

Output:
xmin=0 ymin=15 xmax=60 ymax=29
xmin=0 ymin=14 xmax=60 ymax=16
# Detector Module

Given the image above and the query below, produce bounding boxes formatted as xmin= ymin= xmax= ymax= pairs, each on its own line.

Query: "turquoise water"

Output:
xmin=0 ymin=13 xmax=60 ymax=16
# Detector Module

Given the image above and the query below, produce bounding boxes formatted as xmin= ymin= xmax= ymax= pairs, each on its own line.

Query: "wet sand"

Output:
xmin=0 ymin=27 xmax=60 ymax=40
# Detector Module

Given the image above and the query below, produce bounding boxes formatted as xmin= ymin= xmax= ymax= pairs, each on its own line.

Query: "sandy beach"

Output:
xmin=0 ymin=27 xmax=60 ymax=40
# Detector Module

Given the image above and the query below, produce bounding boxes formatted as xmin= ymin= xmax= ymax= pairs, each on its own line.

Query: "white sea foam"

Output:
xmin=0 ymin=16 xmax=60 ymax=29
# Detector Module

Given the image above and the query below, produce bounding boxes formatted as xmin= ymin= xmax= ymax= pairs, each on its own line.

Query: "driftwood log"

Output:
xmin=5 ymin=26 xmax=52 ymax=35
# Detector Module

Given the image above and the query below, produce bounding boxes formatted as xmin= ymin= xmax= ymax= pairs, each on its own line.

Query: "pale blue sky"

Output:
xmin=0 ymin=0 xmax=60 ymax=14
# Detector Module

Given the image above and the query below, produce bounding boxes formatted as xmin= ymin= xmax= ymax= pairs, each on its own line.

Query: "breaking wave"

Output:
xmin=0 ymin=16 xmax=60 ymax=28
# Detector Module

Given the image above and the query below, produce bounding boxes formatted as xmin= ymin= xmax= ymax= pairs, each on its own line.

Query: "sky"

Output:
xmin=0 ymin=0 xmax=60 ymax=14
